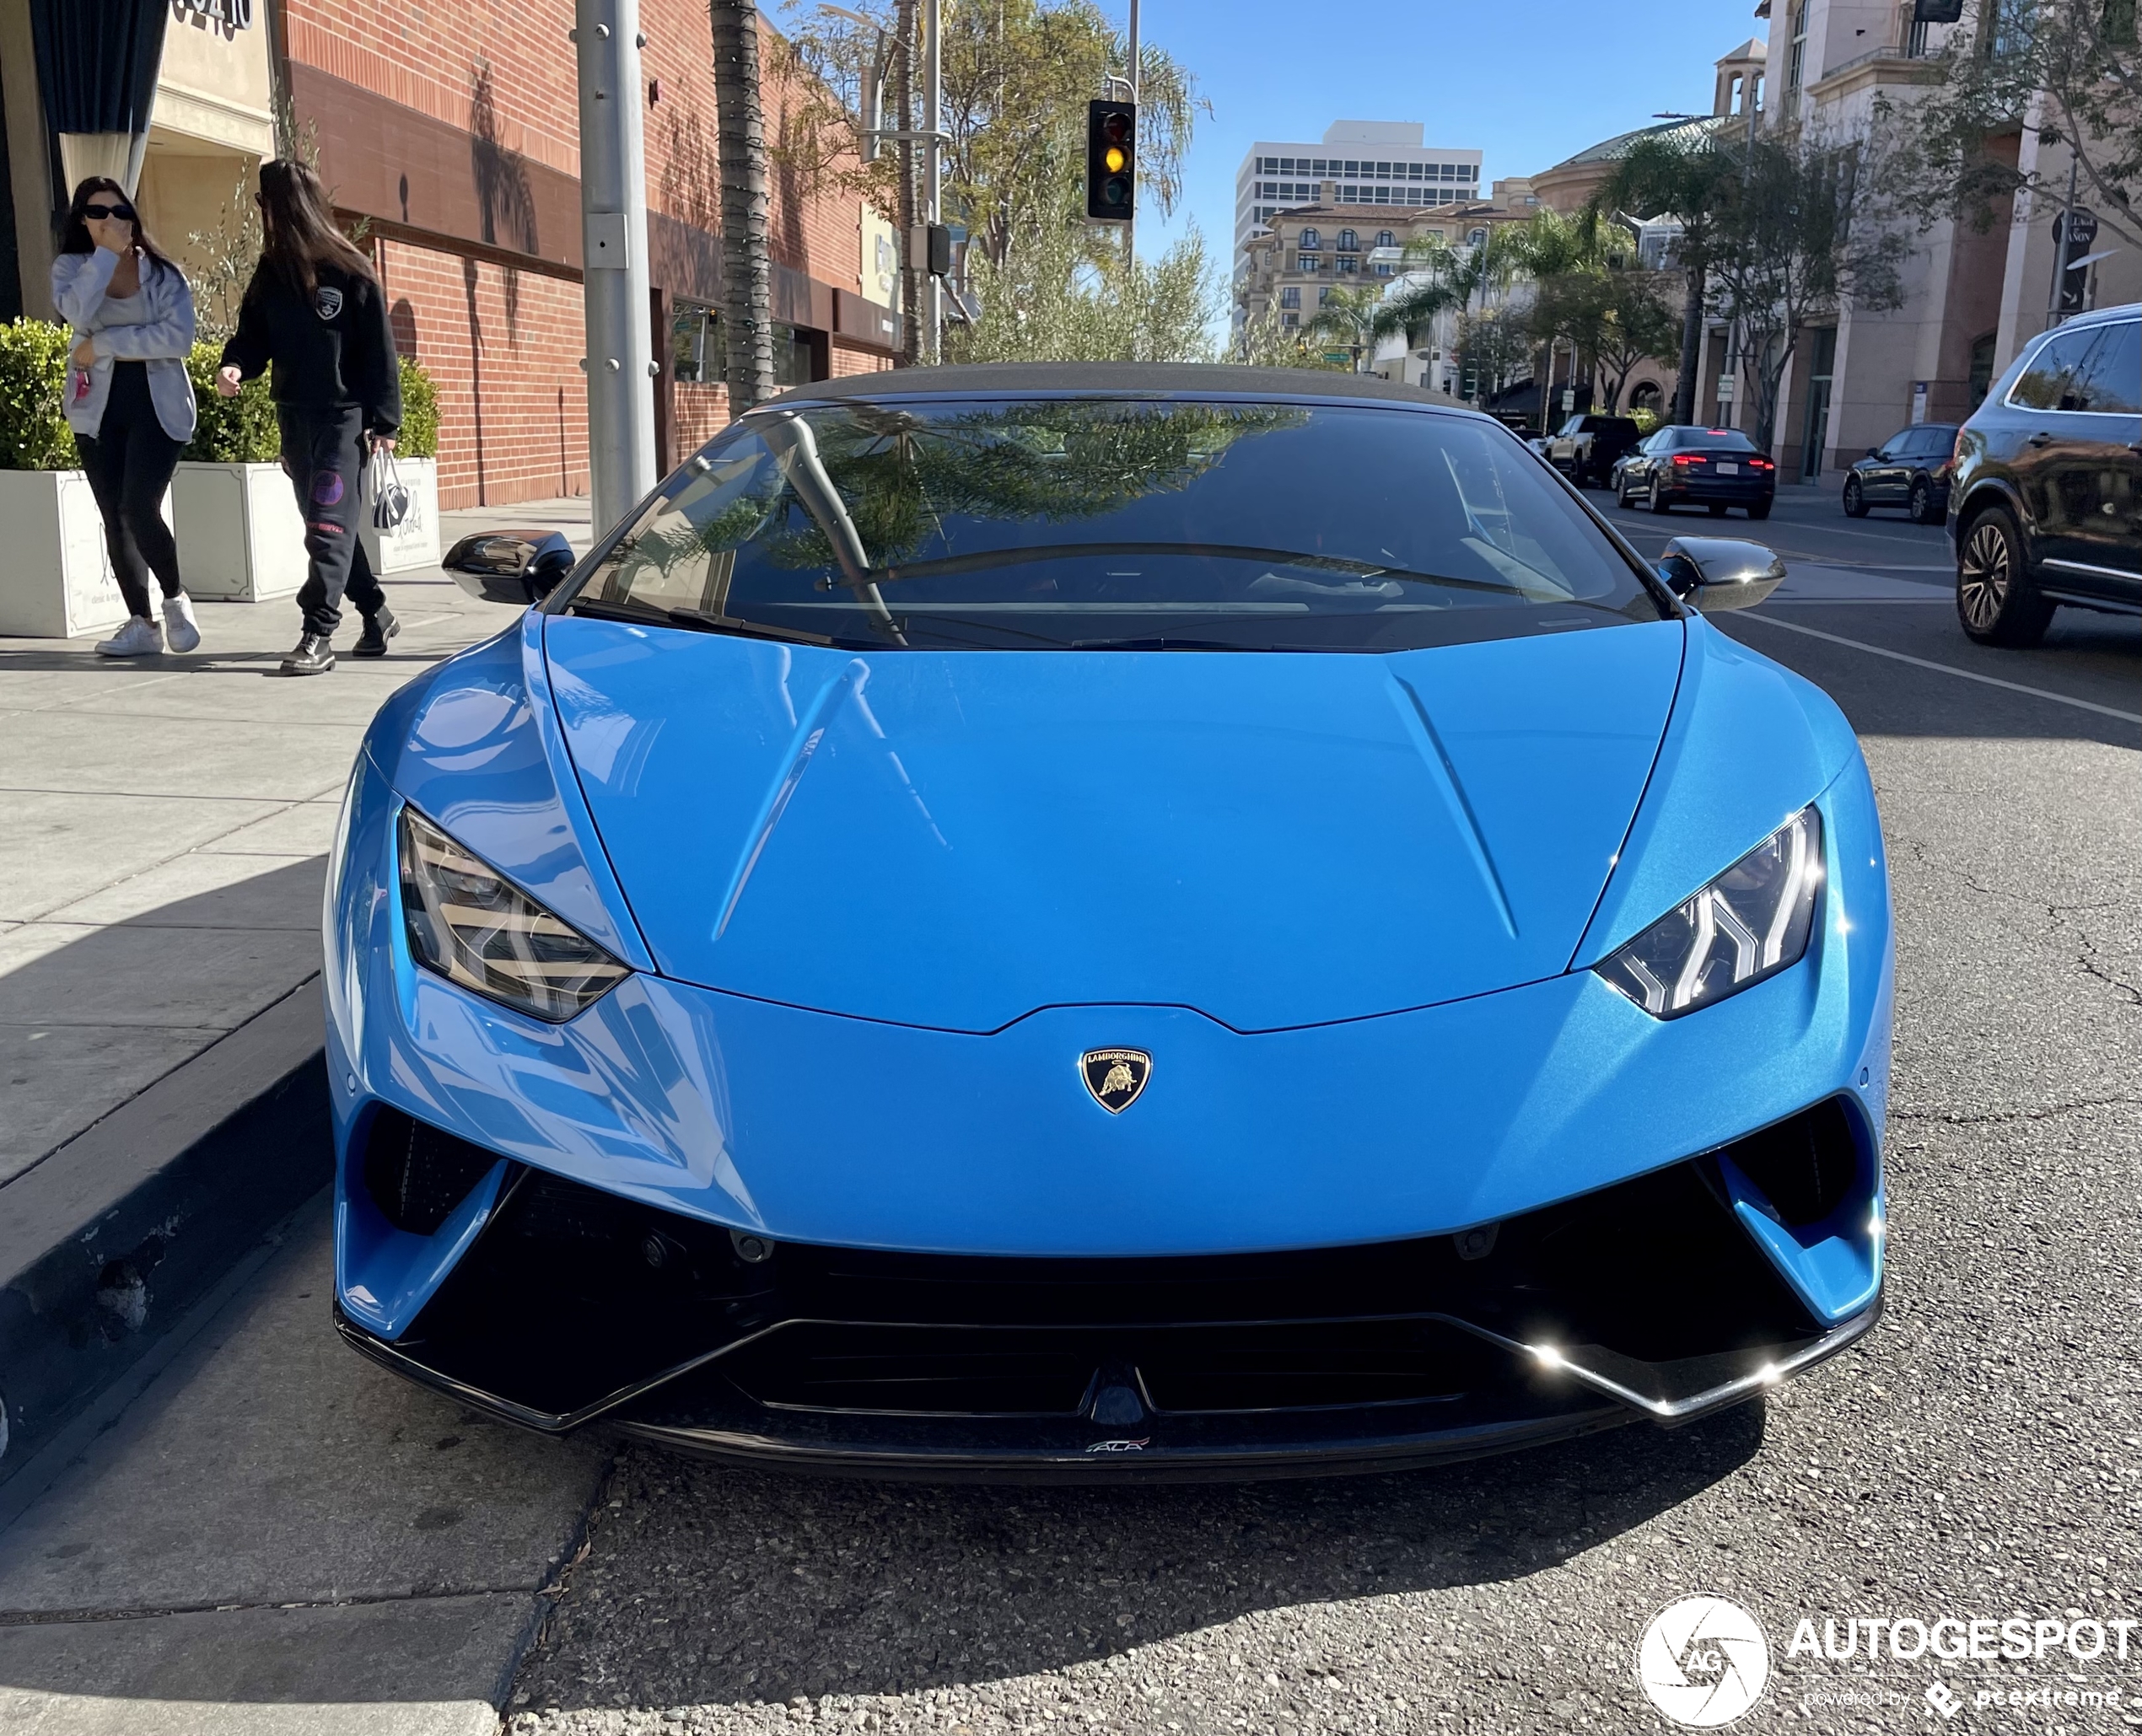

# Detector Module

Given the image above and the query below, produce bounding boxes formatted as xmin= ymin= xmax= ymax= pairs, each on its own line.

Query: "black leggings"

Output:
xmin=75 ymin=361 xmax=185 ymax=620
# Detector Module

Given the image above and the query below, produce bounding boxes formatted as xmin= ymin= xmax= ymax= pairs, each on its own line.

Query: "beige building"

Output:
xmin=1237 ymin=184 xmax=1523 ymax=353
xmin=1 ymin=1 xmax=275 ymax=324
xmin=1712 ymin=0 xmax=2138 ymax=478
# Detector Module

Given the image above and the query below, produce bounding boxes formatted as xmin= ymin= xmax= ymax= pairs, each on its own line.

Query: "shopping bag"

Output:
xmin=369 ymin=449 xmax=411 ymax=531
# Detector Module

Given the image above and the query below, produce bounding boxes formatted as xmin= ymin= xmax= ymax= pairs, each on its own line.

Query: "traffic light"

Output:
xmin=1086 ymin=100 xmax=1136 ymax=223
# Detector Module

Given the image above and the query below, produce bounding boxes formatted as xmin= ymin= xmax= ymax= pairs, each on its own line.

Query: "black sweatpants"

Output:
xmin=75 ymin=361 xmax=185 ymax=621
xmin=279 ymin=403 xmax=386 ymax=637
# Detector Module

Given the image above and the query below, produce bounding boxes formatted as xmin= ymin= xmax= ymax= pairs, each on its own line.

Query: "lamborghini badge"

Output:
xmin=1080 ymin=1048 xmax=1152 ymax=1113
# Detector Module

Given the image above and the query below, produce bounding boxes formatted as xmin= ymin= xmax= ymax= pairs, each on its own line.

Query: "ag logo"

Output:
xmin=315 ymin=285 xmax=343 ymax=320
xmin=1079 ymin=1048 xmax=1151 ymax=1114
xmin=1637 ymin=1596 xmax=1770 ymax=1727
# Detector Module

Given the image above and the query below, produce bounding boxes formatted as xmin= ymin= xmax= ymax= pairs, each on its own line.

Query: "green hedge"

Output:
xmin=397 ymin=355 xmax=439 ymax=460
xmin=1 ymin=320 xmax=442 ymax=468
xmin=182 ymin=339 xmax=278 ymax=461
xmin=0 ymin=320 xmax=75 ymax=470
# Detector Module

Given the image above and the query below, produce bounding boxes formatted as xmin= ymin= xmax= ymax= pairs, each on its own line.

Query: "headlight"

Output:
xmin=397 ymin=806 xmax=627 ymax=1021
xmin=1596 ymin=807 xmax=1822 ymax=1018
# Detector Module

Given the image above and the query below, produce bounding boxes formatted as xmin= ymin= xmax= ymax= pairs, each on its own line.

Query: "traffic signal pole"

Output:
xmin=1124 ymin=0 xmax=1138 ymax=265
xmin=574 ymin=0 xmax=658 ymax=538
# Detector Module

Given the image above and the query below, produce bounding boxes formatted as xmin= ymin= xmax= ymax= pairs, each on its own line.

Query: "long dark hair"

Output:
xmin=256 ymin=159 xmax=374 ymax=297
xmin=59 ymin=177 xmax=178 ymax=281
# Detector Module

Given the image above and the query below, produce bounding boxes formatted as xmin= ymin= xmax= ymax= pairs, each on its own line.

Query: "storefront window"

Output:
xmin=672 ymin=304 xmax=822 ymax=387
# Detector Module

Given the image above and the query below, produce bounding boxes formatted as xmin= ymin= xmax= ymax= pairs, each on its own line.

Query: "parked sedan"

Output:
xmin=326 ymin=364 xmax=1888 ymax=1480
xmin=1843 ymin=423 xmax=1959 ymax=524
xmin=1617 ymin=426 xmax=1778 ymax=518
xmin=1948 ymin=303 xmax=2142 ymax=646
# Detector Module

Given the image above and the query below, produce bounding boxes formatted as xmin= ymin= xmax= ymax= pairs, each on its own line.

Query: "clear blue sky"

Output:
xmin=1119 ymin=0 xmax=1768 ymax=265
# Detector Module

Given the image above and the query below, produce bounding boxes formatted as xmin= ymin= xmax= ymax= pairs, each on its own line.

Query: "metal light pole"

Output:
xmin=923 ymin=0 xmax=943 ymax=361
xmin=574 ymin=0 xmax=658 ymax=538
xmin=2045 ymin=151 xmax=2079 ymax=331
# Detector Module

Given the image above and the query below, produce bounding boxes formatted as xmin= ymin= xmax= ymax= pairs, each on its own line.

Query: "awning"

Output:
xmin=29 ymin=0 xmax=171 ymax=197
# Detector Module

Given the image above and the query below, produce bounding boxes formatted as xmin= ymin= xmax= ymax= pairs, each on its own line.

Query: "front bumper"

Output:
xmin=326 ymin=709 xmax=1893 ymax=1478
xmin=1657 ymin=476 xmax=1776 ymax=504
xmin=336 ymin=1107 xmax=1883 ymax=1480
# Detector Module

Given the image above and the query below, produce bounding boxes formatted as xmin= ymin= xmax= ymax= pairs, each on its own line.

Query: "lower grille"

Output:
xmin=1722 ymin=1098 xmax=1863 ymax=1227
xmin=358 ymin=1097 xmax=1873 ymax=1450
xmin=363 ymin=1109 xmax=500 ymax=1235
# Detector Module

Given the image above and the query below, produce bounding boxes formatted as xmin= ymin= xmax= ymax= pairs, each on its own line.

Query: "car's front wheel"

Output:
xmin=1843 ymin=475 xmax=1868 ymax=518
xmin=1956 ymin=506 xmax=2054 ymax=647
xmin=1908 ymin=476 xmax=1939 ymax=525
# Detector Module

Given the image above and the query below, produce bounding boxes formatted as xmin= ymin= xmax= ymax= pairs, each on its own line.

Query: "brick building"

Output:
xmin=0 ymin=0 xmax=899 ymax=508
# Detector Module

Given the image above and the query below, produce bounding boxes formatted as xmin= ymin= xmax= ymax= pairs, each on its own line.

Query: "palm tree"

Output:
xmin=711 ymin=0 xmax=775 ymax=409
xmin=1588 ymin=132 xmax=1739 ymax=427
xmin=1300 ymin=282 xmax=1387 ymax=372
xmin=1369 ymin=223 xmax=1526 ymax=400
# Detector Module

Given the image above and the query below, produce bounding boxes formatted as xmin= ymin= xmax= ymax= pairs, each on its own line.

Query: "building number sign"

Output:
xmin=172 ymin=0 xmax=255 ymax=29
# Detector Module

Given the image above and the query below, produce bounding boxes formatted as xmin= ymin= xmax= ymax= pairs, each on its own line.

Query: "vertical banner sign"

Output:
xmin=2055 ymin=210 xmax=2098 ymax=316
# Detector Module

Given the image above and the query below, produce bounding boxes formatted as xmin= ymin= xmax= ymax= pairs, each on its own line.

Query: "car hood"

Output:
xmin=542 ymin=615 xmax=1686 ymax=1033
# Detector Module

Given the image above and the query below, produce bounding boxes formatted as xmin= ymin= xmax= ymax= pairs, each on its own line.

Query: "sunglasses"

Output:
xmin=83 ymin=203 xmax=135 ymax=222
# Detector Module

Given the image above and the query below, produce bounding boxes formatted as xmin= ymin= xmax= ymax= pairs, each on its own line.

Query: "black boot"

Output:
xmin=353 ymin=605 xmax=400 ymax=658
xmin=280 ymin=632 xmax=336 ymax=676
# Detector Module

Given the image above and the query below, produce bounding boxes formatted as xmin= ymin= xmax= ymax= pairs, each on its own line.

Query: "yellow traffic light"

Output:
xmin=1104 ymin=147 xmax=1127 ymax=174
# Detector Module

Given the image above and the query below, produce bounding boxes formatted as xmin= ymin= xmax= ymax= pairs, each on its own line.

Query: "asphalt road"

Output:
xmin=506 ymin=489 xmax=2142 ymax=1736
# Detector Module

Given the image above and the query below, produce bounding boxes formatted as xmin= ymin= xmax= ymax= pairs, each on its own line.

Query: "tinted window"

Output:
xmin=2007 ymin=326 xmax=2101 ymax=411
xmin=2066 ymin=321 xmax=2141 ymax=415
xmin=563 ymin=398 xmax=1666 ymax=653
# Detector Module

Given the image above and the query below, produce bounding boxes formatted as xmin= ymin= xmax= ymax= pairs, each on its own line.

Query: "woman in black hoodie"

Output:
xmin=217 ymin=159 xmax=402 ymax=676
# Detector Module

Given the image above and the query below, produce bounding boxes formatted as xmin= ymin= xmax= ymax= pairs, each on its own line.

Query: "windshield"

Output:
xmin=557 ymin=396 xmax=1666 ymax=653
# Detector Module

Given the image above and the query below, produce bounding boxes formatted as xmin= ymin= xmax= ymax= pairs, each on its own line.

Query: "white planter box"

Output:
xmin=0 ymin=469 xmax=138 ymax=639
xmin=171 ymin=461 xmax=308 ymax=603
xmin=359 ymin=456 xmax=442 ymax=574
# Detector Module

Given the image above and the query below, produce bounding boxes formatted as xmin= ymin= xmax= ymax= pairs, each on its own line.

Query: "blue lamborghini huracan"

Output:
xmin=327 ymin=365 xmax=1892 ymax=1478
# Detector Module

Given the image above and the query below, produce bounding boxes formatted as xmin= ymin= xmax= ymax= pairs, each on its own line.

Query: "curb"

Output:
xmin=0 ymin=984 xmax=331 ymax=1490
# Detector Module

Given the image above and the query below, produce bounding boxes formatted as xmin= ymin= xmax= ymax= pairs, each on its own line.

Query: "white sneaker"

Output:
xmin=162 ymin=593 xmax=201 ymax=653
xmin=95 ymin=616 xmax=164 ymax=658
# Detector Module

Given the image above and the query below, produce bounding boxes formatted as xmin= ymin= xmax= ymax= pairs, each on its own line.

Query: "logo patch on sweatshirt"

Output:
xmin=315 ymin=286 xmax=343 ymax=320
xmin=311 ymin=470 xmax=346 ymax=507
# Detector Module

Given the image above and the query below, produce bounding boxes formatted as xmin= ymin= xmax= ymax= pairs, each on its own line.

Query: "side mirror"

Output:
xmin=1655 ymin=535 xmax=1786 ymax=614
xmin=442 ymin=529 xmax=577 ymax=605
xmin=1865 ymin=446 xmax=1880 ymax=459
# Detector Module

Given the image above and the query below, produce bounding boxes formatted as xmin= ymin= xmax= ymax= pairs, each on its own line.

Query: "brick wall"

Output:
xmin=289 ymin=0 xmax=892 ymax=508
xmin=377 ymin=239 xmax=591 ymax=508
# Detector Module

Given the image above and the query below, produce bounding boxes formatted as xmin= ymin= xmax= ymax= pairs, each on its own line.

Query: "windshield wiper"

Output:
xmin=837 ymin=542 xmax=1517 ymax=599
xmin=666 ymin=607 xmax=891 ymax=649
xmin=1068 ymin=634 xmax=1337 ymax=653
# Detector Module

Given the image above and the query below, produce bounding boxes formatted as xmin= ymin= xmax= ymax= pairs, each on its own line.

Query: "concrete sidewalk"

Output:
xmin=0 ymin=497 xmax=594 ymax=1484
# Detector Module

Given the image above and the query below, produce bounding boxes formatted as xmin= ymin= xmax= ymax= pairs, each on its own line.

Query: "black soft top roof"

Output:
xmin=759 ymin=361 xmax=1468 ymax=411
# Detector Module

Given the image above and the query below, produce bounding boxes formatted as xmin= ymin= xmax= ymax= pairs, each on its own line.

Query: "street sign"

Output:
xmin=1560 ymin=388 xmax=1575 ymax=411
xmin=2055 ymin=209 xmax=2100 ymax=314
xmin=2057 ymin=209 xmax=2100 ymax=252
xmin=1715 ymin=377 xmax=1736 ymax=403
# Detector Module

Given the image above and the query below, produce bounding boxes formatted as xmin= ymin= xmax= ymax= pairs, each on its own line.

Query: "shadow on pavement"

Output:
xmin=511 ymin=1406 xmax=1763 ymax=1711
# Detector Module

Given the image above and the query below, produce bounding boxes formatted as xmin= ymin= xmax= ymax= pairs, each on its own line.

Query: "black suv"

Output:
xmin=1949 ymin=304 xmax=2141 ymax=646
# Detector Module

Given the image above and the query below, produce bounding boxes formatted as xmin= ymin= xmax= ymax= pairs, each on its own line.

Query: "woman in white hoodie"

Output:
xmin=50 ymin=177 xmax=202 ymax=658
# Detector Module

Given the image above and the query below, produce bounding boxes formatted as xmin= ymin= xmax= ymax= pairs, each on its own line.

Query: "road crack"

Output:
xmin=1892 ymin=1097 xmax=2142 ymax=1128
